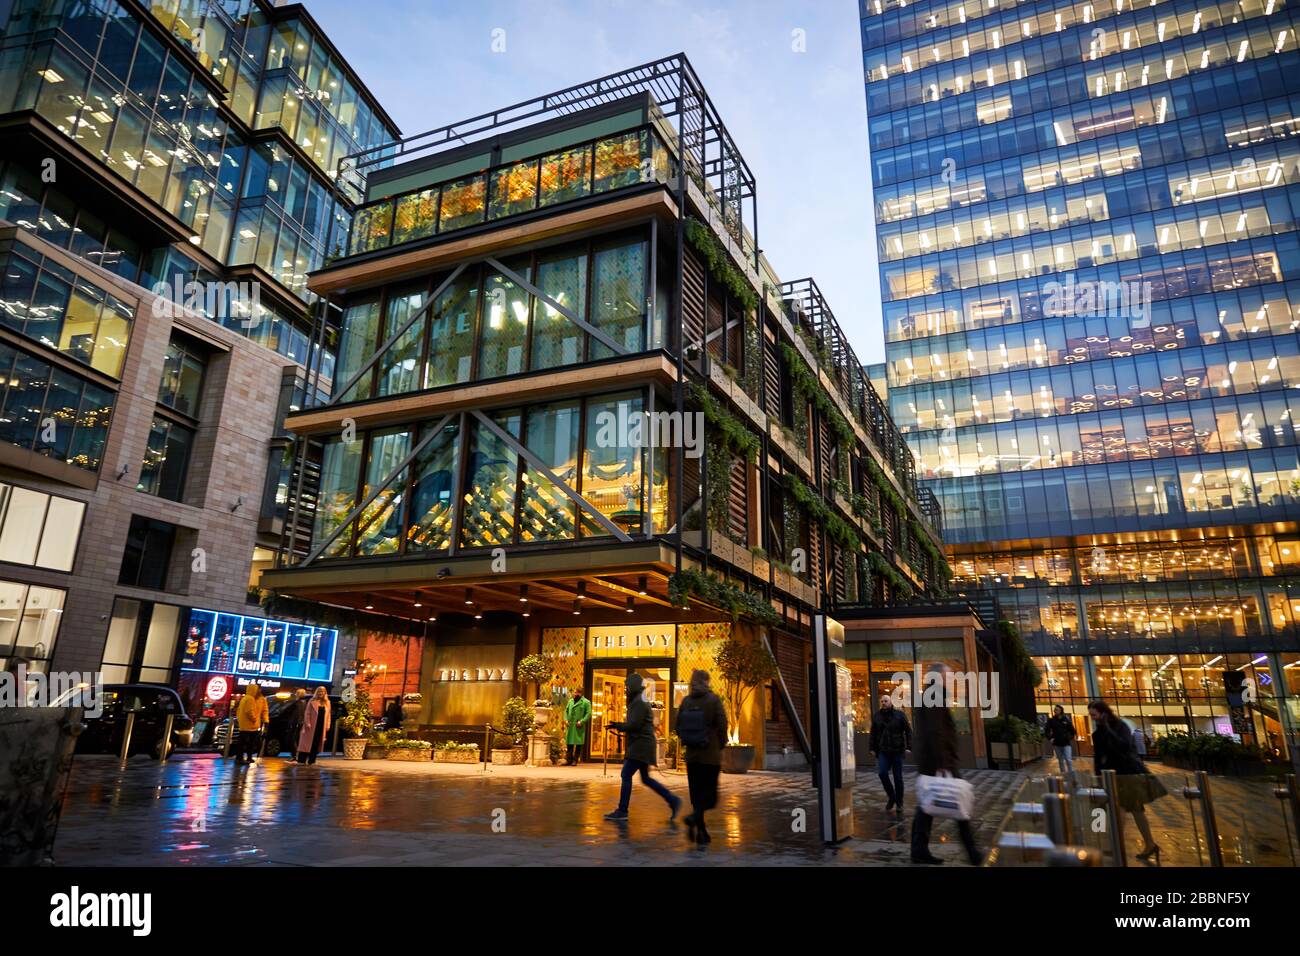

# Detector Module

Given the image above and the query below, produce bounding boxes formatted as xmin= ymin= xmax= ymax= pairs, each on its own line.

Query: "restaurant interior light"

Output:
xmin=464 ymin=588 xmax=474 ymax=605
xmin=637 ymin=576 xmax=647 ymax=596
xmin=519 ymin=584 xmax=528 ymax=603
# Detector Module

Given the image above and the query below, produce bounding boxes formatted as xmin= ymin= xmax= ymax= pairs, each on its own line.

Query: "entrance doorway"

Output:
xmin=586 ymin=662 xmax=672 ymax=761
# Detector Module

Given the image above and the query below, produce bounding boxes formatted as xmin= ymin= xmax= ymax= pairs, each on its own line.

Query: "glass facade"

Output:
xmin=864 ymin=0 xmax=1300 ymax=756
xmin=309 ymin=389 xmax=665 ymax=562
xmin=0 ymin=0 xmax=398 ymax=374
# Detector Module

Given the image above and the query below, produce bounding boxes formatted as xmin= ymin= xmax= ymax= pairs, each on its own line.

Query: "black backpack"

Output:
xmin=677 ymin=703 xmax=710 ymax=748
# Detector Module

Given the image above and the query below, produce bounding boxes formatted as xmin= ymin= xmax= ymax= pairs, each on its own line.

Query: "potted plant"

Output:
xmin=715 ymin=631 xmax=779 ymax=773
xmin=387 ymin=739 xmax=433 ymax=762
xmin=434 ymin=741 xmax=481 ymax=764
xmin=365 ymin=728 xmax=403 ymax=759
xmin=490 ymin=733 xmax=522 ymax=765
xmin=339 ymin=699 xmax=373 ymax=760
xmin=516 ymin=654 xmax=553 ymax=701
xmin=400 ymin=693 xmax=423 ymax=728
xmin=985 ymin=716 xmax=1044 ymax=769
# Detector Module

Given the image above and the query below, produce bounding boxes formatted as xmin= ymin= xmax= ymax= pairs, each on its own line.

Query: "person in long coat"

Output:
xmin=604 ymin=673 xmax=680 ymax=821
xmin=296 ymin=686 xmax=331 ymax=764
xmin=1089 ymin=700 xmax=1165 ymax=860
xmin=674 ymin=669 xmax=728 ymax=844
xmin=911 ymin=664 xmax=982 ymax=866
xmin=564 ymin=690 xmax=592 ymax=765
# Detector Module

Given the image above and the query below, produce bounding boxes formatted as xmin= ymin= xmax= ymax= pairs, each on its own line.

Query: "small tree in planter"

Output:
xmin=714 ymin=632 xmax=778 ymax=773
xmin=491 ymin=697 xmax=533 ymax=765
xmin=339 ymin=694 xmax=374 ymax=761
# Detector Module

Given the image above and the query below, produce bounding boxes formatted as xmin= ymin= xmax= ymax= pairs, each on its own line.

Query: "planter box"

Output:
xmin=342 ymin=738 xmax=366 ymax=760
xmin=491 ymin=749 xmax=523 ymax=766
xmin=388 ymin=748 xmax=431 ymax=762
xmin=990 ymin=741 xmax=1042 ymax=770
xmin=722 ymin=744 xmax=755 ymax=774
xmin=434 ymin=749 xmax=480 ymax=764
xmin=363 ymin=746 xmax=389 ymax=759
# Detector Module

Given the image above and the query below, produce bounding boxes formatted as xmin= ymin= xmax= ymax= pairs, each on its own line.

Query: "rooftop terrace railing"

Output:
xmin=341 ymin=125 xmax=676 ymax=259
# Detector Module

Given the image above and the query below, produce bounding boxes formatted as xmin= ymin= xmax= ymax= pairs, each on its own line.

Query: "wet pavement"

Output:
xmin=51 ymin=753 xmax=1297 ymax=866
xmin=53 ymin=753 xmax=1024 ymax=867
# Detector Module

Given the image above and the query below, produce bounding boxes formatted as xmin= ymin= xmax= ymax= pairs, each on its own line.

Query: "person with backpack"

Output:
xmin=674 ymin=669 xmax=728 ymax=844
xmin=869 ymin=693 xmax=912 ymax=812
xmin=604 ymin=673 xmax=681 ymax=823
xmin=1044 ymin=704 xmax=1077 ymax=776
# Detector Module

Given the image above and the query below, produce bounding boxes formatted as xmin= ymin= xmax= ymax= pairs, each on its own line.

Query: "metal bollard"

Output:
xmin=119 ymin=711 xmax=136 ymax=769
xmin=1044 ymin=792 xmax=1073 ymax=847
xmin=482 ymin=723 xmax=491 ymax=773
xmin=1101 ymin=769 xmax=1127 ymax=867
xmin=1046 ymin=775 xmax=1063 ymax=794
xmin=1274 ymin=773 xmax=1300 ymax=866
xmin=158 ymin=714 xmax=174 ymax=763
xmin=602 ymin=729 xmax=610 ymax=777
xmin=1182 ymin=769 xmax=1224 ymax=867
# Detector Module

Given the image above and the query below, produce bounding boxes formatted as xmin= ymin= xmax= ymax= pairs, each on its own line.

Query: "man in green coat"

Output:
xmin=563 ymin=690 xmax=592 ymax=765
xmin=604 ymin=673 xmax=681 ymax=821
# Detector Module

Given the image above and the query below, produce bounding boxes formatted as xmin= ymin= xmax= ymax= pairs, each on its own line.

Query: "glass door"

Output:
xmin=586 ymin=663 xmax=672 ymax=760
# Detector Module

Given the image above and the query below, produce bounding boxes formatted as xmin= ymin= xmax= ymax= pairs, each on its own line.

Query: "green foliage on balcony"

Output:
xmin=784 ymin=473 xmax=861 ymax=553
xmin=996 ymin=619 xmax=1043 ymax=687
xmin=864 ymin=456 xmax=907 ymax=515
xmin=684 ymin=217 xmax=759 ymax=312
xmin=778 ymin=342 xmax=855 ymax=448
xmin=867 ymin=550 xmax=914 ymax=602
xmin=668 ymin=569 xmax=779 ymax=626
xmin=690 ymin=383 xmax=759 ymax=462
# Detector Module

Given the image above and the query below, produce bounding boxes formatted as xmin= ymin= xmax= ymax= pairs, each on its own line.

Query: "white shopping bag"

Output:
xmin=916 ymin=770 xmax=974 ymax=820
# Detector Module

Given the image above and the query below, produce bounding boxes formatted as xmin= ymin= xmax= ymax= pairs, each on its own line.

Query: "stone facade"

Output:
xmin=0 ymin=224 xmax=295 ymax=676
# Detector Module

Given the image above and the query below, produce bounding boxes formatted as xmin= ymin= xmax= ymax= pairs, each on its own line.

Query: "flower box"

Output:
xmin=388 ymin=747 xmax=431 ymax=762
xmin=491 ymin=748 xmax=523 ymax=765
xmin=435 ymin=748 xmax=480 ymax=764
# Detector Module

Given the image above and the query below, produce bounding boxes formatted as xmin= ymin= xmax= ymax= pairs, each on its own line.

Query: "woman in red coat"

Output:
xmin=296 ymin=686 xmax=331 ymax=764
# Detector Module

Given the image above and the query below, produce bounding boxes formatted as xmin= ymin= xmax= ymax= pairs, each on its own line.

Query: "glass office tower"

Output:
xmin=863 ymin=0 xmax=1300 ymax=759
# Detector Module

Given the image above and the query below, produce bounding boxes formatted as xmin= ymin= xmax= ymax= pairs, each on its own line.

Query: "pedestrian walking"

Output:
xmin=234 ymin=683 xmax=268 ymax=766
xmin=296 ymin=686 xmax=331 ymax=765
xmin=674 ymin=669 xmax=727 ymax=844
xmin=869 ymin=693 xmax=911 ymax=813
xmin=282 ymin=688 xmax=306 ymax=760
xmin=1045 ymin=705 xmax=1076 ymax=776
xmin=603 ymin=673 xmax=681 ymax=822
xmin=563 ymin=690 xmax=591 ymax=765
xmin=911 ymin=665 xmax=981 ymax=866
xmin=1089 ymin=700 xmax=1165 ymax=861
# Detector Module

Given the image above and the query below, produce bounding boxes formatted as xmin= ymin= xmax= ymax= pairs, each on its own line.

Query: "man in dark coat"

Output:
xmin=604 ymin=673 xmax=681 ymax=822
xmin=281 ymin=689 xmax=306 ymax=760
xmin=911 ymin=666 xmax=982 ymax=866
xmin=674 ymin=669 xmax=728 ymax=844
xmin=1044 ymin=704 xmax=1077 ymax=775
xmin=869 ymin=693 xmax=912 ymax=812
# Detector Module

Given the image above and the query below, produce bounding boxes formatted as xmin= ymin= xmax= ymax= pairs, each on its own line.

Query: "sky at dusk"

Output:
xmin=306 ymin=0 xmax=885 ymax=363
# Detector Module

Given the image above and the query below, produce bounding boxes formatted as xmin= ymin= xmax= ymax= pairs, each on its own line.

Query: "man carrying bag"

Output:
xmin=911 ymin=665 xmax=981 ymax=865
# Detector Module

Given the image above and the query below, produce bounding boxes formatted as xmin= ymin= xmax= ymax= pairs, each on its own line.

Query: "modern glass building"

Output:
xmin=0 ymin=1 xmax=397 ymax=713
xmin=862 ymin=0 xmax=1300 ymax=761
xmin=261 ymin=55 xmax=957 ymax=769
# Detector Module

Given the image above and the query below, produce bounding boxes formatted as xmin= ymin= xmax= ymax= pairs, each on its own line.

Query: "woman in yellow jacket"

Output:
xmin=234 ymin=684 xmax=269 ymax=765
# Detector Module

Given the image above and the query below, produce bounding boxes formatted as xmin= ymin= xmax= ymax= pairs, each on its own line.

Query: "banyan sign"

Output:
xmin=587 ymin=624 xmax=676 ymax=659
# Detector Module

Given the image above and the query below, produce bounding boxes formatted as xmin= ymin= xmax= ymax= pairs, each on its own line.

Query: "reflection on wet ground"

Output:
xmin=54 ymin=755 xmax=1024 ymax=866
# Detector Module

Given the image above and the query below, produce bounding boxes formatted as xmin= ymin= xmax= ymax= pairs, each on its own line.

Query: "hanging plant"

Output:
xmin=779 ymin=342 xmax=855 ymax=448
xmin=783 ymin=473 xmax=861 ymax=553
xmin=684 ymin=217 xmax=759 ymax=312
xmin=667 ymin=569 xmax=779 ymax=626
xmin=867 ymin=551 xmax=915 ymax=602
xmin=690 ymin=382 xmax=760 ymax=462
xmin=864 ymin=456 xmax=906 ymax=515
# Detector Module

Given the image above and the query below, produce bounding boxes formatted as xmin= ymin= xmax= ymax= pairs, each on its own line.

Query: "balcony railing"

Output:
xmin=341 ymin=125 xmax=675 ymax=259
